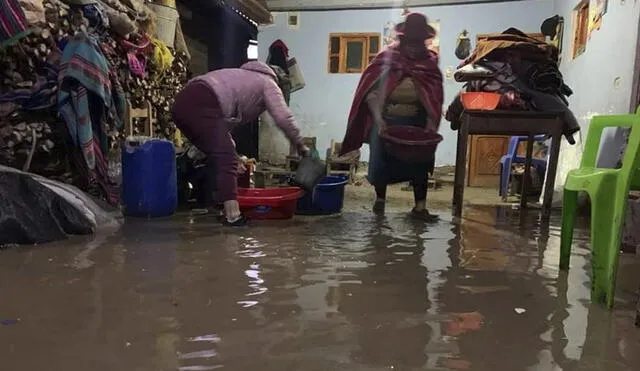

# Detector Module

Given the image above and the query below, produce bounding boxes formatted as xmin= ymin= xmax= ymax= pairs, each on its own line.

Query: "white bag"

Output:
xmin=287 ymin=57 xmax=306 ymax=93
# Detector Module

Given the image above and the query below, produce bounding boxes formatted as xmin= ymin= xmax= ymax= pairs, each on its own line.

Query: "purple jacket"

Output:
xmin=189 ymin=61 xmax=302 ymax=145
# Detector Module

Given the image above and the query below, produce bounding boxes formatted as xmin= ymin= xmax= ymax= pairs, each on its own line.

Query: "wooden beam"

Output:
xmin=266 ymin=0 xmax=526 ymax=11
xmin=228 ymin=0 xmax=272 ymax=24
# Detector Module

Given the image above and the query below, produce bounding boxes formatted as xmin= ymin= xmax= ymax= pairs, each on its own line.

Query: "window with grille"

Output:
xmin=328 ymin=33 xmax=381 ymax=74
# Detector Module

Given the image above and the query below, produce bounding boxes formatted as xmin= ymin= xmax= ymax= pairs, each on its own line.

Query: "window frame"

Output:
xmin=327 ymin=33 xmax=381 ymax=74
xmin=572 ymin=0 xmax=589 ymax=59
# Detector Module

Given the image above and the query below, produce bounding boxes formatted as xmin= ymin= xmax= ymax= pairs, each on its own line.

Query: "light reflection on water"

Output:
xmin=174 ymin=209 xmax=639 ymax=371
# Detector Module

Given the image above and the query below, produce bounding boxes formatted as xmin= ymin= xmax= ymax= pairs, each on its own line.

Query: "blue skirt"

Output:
xmin=367 ymin=115 xmax=434 ymax=187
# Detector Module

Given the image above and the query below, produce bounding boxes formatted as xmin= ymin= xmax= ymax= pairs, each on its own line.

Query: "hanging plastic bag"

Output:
xmin=151 ymin=38 xmax=175 ymax=73
xmin=455 ymin=30 xmax=471 ymax=60
xmin=287 ymin=57 xmax=306 ymax=93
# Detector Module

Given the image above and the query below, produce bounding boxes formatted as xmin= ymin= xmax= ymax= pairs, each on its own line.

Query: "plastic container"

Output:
xmin=237 ymin=187 xmax=304 ymax=220
xmin=122 ymin=137 xmax=177 ymax=218
xmin=379 ymin=126 xmax=443 ymax=163
xmin=296 ymin=175 xmax=349 ymax=215
xmin=291 ymin=156 xmax=326 ymax=191
xmin=460 ymin=92 xmax=501 ymax=110
xmin=149 ymin=2 xmax=179 ymax=48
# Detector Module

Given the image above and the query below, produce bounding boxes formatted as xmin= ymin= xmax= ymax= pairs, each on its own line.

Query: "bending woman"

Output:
xmin=172 ymin=61 xmax=309 ymax=226
xmin=340 ymin=12 xmax=444 ymax=221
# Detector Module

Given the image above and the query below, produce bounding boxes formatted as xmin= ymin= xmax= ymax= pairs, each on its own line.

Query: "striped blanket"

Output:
xmin=0 ymin=0 xmax=28 ymax=46
xmin=58 ymin=32 xmax=124 ymax=205
xmin=0 ymin=55 xmax=58 ymax=115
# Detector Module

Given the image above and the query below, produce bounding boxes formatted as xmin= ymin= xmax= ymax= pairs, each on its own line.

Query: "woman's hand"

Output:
xmin=236 ymin=155 xmax=248 ymax=174
xmin=297 ymin=143 xmax=311 ymax=157
xmin=373 ymin=113 xmax=387 ymax=132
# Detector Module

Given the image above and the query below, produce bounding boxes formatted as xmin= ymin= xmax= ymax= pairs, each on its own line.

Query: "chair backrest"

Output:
xmin=331 ymin=140 xmax=342 ymax=156
xmin=303 ymin=137 xmax=317 ymax=150
xmin=289 ymin=136 xmax=317 ymax=156
xmin=507 ymin=136 xmax=522 ymax=156
xmin=511 ymin=135 xmax=549 ymax=159
xmin=583 ymin=109 xmax=640 ymax=192
xmin=125 ymin=100 xmax=155 ymax=137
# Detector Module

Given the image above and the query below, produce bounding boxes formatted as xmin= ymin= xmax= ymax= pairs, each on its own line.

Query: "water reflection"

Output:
xmin=1 ymin=208 xmax=639 ymax=371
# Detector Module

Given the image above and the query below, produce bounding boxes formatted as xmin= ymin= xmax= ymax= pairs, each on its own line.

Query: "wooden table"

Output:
xmin=453 ymin=110 xmax=564 ymax=219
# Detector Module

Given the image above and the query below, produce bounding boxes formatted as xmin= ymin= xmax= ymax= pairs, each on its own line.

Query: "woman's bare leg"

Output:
xmin=373 ymin=184 xmax=387 ymax=214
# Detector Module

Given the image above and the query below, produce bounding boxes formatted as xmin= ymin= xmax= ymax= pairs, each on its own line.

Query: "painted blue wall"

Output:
xmin=553 ymin=0 xmax=640 ymax=168
xmin=258 ymin=0 xmax=553 ymax=165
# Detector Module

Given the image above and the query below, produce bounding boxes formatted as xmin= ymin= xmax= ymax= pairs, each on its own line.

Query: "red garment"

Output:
xmin=340 ymin=44 xmax=443 ymax=156
xmin=270 ymin=39 xmax=289 ymax=58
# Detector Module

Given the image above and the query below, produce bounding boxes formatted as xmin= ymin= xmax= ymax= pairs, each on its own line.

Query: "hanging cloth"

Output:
xmin=0 ymin=0 xmax=29 ymax=48
xmin=455 ymin=30 xmax=471 ymax=60
xmin=267 ymin=39 xmax=290 ymax=75
xmin=151 ymin=38 xmax=175 ymax=73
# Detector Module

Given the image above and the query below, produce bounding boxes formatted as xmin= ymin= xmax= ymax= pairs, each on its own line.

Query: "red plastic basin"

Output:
xmin=237 ymin=187 xmax=304 ymax=220
xmin=460 ymin=92 xmax=501 ymax=110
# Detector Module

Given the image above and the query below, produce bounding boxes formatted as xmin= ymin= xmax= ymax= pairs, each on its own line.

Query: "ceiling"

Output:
xmin=265 ymin=0 xmax=524 ymax=11
xmin=228 ymin=0 xmax=271 ymax=24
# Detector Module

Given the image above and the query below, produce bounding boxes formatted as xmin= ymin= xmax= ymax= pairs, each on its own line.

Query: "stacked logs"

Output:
xmin=0 ymin=0 xmax=191 ymax=177
xmin=0 ymin=113 xmax=61 ymax=171
xmin=150 ymin=51 xmax=190 ymax=139
xmin=43 ymin=0 xmax=88 ymax=40
xmin=114 ymin=47 xmax=190 ymax=139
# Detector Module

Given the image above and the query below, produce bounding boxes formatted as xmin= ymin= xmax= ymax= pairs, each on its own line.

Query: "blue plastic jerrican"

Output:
xmin=296 ymin=175 xmax=349 ymax=215
xmin=122 ymin=137 xmax=177 ymax=218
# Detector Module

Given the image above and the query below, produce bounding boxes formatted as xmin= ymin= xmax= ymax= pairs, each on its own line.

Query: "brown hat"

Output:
xmin=394 ymin=12 xmax=436 ymax=41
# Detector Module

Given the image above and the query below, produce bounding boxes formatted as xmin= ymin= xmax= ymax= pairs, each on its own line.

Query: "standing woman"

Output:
xmin=172 ymin=61 xmax=309 ymax=226
xmin=340 ymin=12 xmax=444 ymax=221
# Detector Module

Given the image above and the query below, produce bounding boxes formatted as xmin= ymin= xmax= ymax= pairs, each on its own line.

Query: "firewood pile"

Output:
xmin=112 ymin=45 xmax=190 ymax=138
xmin=0 ymin=0 xmax=191 ymax=185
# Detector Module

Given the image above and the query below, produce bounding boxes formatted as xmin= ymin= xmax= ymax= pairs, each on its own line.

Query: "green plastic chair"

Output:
xmin=560 ymin=108 xmax=640 ymax=308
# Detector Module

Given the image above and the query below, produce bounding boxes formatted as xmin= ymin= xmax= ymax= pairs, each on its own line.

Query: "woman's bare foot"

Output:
xmin=411 ymin=208 xmax=439 ymax=223
xmin=373 ymin=199 xmax=386 ymax=215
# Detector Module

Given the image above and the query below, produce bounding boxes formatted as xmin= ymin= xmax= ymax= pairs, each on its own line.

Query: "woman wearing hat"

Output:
xmin=340 ymin=12 xmax=444 ymax=221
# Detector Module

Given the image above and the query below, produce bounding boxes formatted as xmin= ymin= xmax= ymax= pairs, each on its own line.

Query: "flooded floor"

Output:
xmin=1 ymin=207 xmax=640 ymax=370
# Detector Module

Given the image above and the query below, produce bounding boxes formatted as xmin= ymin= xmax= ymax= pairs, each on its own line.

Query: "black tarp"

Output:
xmin=0 ymin=172 xmax=94 ymax=245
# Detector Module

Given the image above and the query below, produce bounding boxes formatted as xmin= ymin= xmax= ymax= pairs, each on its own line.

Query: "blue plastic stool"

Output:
xmin=499 ymin=135 xmax=548 ymax=200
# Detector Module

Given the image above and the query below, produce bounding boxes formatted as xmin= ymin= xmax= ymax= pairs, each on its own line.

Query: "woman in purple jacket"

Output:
xmin=172 ymin=61 xmax=309 ymax=226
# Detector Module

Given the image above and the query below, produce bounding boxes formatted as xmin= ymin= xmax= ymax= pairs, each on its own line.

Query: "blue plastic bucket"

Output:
xmin=296 ymin=175 xmax=349 ymax=215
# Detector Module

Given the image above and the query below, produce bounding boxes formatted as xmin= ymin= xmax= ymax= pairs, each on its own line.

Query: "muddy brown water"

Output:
xmin=1 ymin=207 xmax=640 ymax=370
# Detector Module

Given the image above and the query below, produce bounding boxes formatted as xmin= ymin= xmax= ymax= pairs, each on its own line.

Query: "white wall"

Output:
xmin=553 ymin=0 xmax=640 ymax=168
xmin=257 ymin=0 xmax=553 ymax=165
